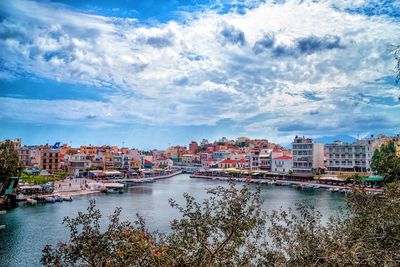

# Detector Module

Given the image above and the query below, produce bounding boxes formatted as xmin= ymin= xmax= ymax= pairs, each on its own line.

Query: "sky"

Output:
xmin=0 ymin=0 xmax=400 ymax=149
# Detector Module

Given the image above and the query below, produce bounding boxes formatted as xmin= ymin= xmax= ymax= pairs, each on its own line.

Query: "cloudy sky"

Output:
xmin=0 ymin=0 xmax=399 ymax=149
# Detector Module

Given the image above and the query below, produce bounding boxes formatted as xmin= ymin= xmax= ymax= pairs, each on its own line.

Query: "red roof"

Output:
xmin=144 ymin=159 xmax=153 ymax=164
xmin=156 ymin=158 xmax=169 ymax=161
xmin=205 ymin=158 xmax=216 ymax=162
xmin=220 ymin=159 xmax=237 ymax=164
xmin=237 ymin=158 xmax=247 ymax=163
xmin=274 ymin=155 xmax=292 ymax=160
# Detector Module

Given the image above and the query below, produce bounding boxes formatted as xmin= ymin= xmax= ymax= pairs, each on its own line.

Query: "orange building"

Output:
xmin=40 ymin=148 xmax=61 ymax=171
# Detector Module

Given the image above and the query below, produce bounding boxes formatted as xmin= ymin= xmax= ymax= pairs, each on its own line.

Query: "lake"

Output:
xmin=0 ymin=174 xmax=346 ymax=266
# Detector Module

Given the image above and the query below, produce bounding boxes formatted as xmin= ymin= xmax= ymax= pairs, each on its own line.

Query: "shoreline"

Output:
xmin=25 ymin=171 xmax=184 ymax=200
xmin=119 ymin=170 xmax=183 ymax=182
xmin=189 ymin=174 xmax=384 ymax=194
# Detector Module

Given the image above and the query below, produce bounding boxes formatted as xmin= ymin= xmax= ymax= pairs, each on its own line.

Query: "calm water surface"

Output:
xmin=0 ymin=174 xmax=346 ymax=266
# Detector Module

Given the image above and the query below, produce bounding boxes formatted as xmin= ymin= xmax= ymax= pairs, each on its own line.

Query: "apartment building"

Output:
xmin=65 ymin=153 xmax=91 ymax=177
xmin=326 ymin=135 xmax=392 ymax=173
xmin=40 ymin=148 xmax=61 ymax=171
xmin=292 ymin=136 xmax=324 ymax=175
xmin=18 ymin=146 xmax=31 ymax=167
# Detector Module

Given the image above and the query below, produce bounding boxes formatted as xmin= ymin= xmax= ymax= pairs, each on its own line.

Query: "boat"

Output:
xmin=63 ymin=196 xmax=73 ymax=201
xmin=104 ymin=183 xmax=124 ymax=194
xmin=302 ymin=184 xmax=315 ymax=190
xmin=313 ymin=185 xmax=321 ymax=189
xmin=16 ymin=193 xmax=28 ymax=201
xmin=54 ymin=195 xmax=64 ymax=202
xmin=45 ymin=196 xmax=56 ymax=203
xmin=26 ymin=198 xmax=37 ymax=205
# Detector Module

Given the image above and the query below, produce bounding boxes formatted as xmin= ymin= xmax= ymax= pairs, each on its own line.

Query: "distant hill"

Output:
xmin=313 ymin=135 xmax=358 ymax=144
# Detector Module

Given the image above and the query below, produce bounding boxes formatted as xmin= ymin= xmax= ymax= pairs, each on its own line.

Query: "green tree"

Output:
xmin=166 ymin=184 xmax=265 ymax=266
xmin=0 ymin=140 xmax=21 ymax=190
xmin=42 ymin=200 xmax=170 ymax=267
xmin=42 ymin=184 xmax=265 ymax=267
xmin=43 ymin=183 xmax=400 ymax=266
xmin=371 ymin=141 xmax=400 ymax=182
xmin=259 ymin=185 xmax=400 ymax=266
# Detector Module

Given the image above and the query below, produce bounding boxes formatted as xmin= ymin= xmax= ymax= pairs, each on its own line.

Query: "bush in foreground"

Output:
xmin=42 ymin=184 xmax=400 ymax=266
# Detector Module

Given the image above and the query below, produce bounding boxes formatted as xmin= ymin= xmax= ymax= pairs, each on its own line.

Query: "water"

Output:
xmin=0 ymin=174 xmax=346 ymax=266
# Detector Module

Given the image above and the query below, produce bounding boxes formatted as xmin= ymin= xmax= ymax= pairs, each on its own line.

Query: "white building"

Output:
xmin=154 ymin=158 xmax=173 ymax=168
xmin=326 ymin=135 xmax=391 ymax=173
xmin=292 ymin=136 xmax=324 ymax=175
xmin=271 ymin=155 xmax=293 ymax=174
xmin=65 ymin=153 xmax=91 ymax=177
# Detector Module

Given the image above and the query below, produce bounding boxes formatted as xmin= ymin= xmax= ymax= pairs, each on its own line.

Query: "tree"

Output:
xmin=0 ymin=140 xmax=21 ymax=190
xmin=259 ymin=185 xmax=400 ymax=266
xmin=371 ymin=141 xmax=400 ymax=182
xmin=42 ymin=184 xmax=266 ymax=267
xmin=166 ymin=184 xmax=265 ymax=266
xmin=43 ymin=183 xmax=400 ymax=266
xmin=42 ymin=200 xmax=171 ymax=267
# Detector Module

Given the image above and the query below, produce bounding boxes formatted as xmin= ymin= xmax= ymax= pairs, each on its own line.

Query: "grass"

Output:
xmin=20 ymin=174 xmax=62 ymax=185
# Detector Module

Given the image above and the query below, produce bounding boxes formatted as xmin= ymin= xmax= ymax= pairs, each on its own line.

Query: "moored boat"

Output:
xmin=54 ymin=195 xmax=64 ymax=202
xmin=26 ymin=198 xmax=37 ymax=205
xmin=63 ymin=196 xmax=73 ymax=201
xmin=104 ymin=183 xmax=124 ymax=194
xmin=16 ymin=193 xmax=28 ymax=201
xmin=45 ymin=196 xmax=56 ymax=203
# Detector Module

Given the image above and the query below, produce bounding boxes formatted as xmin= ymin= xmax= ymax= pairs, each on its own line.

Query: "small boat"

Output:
xmin=302 ymin=184 xmax=315 ymax=190
xmin=26 ymin=198 xmax=37 ymax=205
xmin=45 ymin=196 xmax=56 ymax=203
xmin=63 ymin=196 xmax=73 ymax=201
xmin=54 ymin=195 xmax=64 ymax=202
xmin=16 ymin=193 xmax=28 ymax=201
xmin=104 ymin=183 xmax=124 ymax=194
xmin=313 ymin=185 xmax=321 ymax=189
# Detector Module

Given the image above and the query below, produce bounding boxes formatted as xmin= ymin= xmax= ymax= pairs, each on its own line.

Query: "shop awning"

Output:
xmin=361 ymin=176 xmax=384 ymax=182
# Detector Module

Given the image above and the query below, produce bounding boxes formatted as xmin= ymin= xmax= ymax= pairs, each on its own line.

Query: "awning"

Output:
xmin=362 ymin=176 xmax=384 ymax=182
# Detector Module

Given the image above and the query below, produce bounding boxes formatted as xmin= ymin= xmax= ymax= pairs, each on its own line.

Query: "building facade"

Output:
xmin=326 ymin=136 xmax=391 ymax=173
xmin=40 ymin=148 xmax=61 ymax=171
xmin=271 ymin=155 xmax=292 ymax=174
xmin=292 ymin=136 xmax=324 ymax=175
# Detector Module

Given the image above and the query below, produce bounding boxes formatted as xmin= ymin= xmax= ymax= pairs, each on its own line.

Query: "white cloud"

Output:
xmin=0 ymin=0 xmax=399 ymax=137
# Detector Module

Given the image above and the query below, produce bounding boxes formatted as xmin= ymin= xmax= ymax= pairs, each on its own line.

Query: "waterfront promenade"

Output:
xmin=189 ymin=174 xmax=384 ymax=194
xmin=46 ymin=170 xmax=184 ymax=198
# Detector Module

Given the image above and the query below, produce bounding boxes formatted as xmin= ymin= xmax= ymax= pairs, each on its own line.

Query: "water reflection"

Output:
xmin=128 ymin=186 xmax=153 ymax=195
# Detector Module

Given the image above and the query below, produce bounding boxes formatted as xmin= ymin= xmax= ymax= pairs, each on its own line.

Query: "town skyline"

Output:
xmin=2 ymin=132 xmax=392 ymax=151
